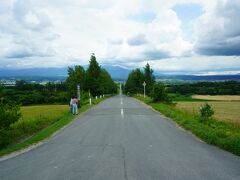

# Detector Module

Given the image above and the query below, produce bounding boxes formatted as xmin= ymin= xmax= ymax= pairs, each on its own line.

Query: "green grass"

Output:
xmin=20 ymin=105 xmax=70 ymax=120
xmin=0 ymin=98 xmax=105 ymax=157
xmin=168 ymin=93 xmax=209 ymax=102
xmin=136 ymin=96 xmax=240 ymax=156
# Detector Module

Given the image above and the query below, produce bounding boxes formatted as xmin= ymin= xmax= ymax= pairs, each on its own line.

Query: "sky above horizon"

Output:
xmin=0 ymin=0 xmax=240 ymax=75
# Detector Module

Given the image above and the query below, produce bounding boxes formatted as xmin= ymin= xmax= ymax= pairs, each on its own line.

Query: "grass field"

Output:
xmin=176 ymin=101 xmax=240 ymax=124
xmin=192 ymin=95 xmax=240 ymax=101
xmin=20 ymin=105 xmax=69 ymax=121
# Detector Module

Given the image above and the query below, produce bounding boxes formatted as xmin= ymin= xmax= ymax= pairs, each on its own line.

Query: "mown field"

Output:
xmin=20 ymin=105 xmax=69 ymax=121
xmin=176 ymin=101 xmax=240 ymax=124
xmin=175 ymin=95 xmax=240 ymax=124
xmin=3 ymin=105 xmax=71 ymax=149
xmin=192 ymin=95 xmax=240 ymax=101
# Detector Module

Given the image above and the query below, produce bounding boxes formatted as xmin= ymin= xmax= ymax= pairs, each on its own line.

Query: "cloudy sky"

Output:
xmin=0 ymin=0 xmax=240 ymax=74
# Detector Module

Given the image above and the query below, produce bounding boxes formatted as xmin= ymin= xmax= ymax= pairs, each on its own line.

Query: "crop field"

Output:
xmin=192 ymin=95 xmax=240 ymax=101
xmin=20 ymin=105 xmax=69 ymax=121
xmin=176 ymin=101 xmax=240 ymax=124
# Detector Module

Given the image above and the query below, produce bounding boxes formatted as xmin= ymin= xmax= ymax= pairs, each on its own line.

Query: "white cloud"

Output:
xmin=0 ymin=0 xmax=239 ymax=74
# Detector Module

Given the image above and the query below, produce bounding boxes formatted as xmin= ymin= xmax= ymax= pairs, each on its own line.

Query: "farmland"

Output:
xmin=20 ymin=105 xmax=69 ymax=121
xmin=192 ymin=95 xmax=240 ymax=101
xmin=176 ymin=95 xmax=240 ymax=124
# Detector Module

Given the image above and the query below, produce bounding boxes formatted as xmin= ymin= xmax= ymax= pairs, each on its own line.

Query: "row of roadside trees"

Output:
xmin=66 ymin=53 xmax=117 ymax=98
xmin=124 ymin=63 xmax=155 ymax=95
xmin=124 ymin=63 xmax=170 ymax=103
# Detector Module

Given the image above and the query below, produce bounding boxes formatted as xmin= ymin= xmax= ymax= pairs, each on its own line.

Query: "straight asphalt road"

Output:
xmin=0 ymin=95 xmax=240 ymax=180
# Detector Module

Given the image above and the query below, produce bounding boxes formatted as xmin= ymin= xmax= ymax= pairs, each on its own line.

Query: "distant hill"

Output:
xmin=1 ymin=66 xmax=240 ymax=82
xmin=101 ymin=65 xmax=131 ymax=79
xmin=0 ymin=65 xmax=131 ymax=80
xmin=0 ymin=68 xmax=68 ymax=77
xmin=155 ymin=75 xmax=240 ymax=82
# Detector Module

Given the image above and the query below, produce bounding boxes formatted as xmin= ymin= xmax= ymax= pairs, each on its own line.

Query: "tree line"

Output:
xmin=124 ymin=63 xmax=155 ymax=95
xmin=0 ymin=80 xmax=68 ymax=105
xmin=124 ymin=64 xmax=240 ymax=101
xmin=167 ymin=81 xmax=240 ymax=95
xmin=124 ymin=63 xmax=170 ymax=102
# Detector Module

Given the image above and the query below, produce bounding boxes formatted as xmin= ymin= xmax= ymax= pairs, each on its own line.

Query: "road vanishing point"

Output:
xmin=0 ymin=95 xmax=240 ymax=180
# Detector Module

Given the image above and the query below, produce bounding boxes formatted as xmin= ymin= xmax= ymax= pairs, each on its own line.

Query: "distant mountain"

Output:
xmin=101 ymin=65 xmax=131 ymax=79
xmin=155 ymin=75 xmax=240 ymax=82
xmin=0 ymin=68 xmax=68 ymax=77
xmin=1 ymin=66 xmax=240 ymax=82
xmin=0 ymin=65 xmax=131 ymax=80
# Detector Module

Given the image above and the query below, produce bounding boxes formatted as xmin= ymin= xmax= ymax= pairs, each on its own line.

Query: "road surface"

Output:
xmin=0 ymin=95 xmax=240 ymax=180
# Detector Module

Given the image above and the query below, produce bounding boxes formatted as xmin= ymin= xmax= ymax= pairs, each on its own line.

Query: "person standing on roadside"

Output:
xmin=72 ymin=96 xmax=78 ymax=115
xmin=69 ymin=96 xmax=74 ymax=114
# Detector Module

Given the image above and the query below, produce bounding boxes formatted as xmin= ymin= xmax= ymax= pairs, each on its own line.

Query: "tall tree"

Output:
xmin=124 ymin=68 xmax=144 ymax=94
xmin=85 ymin=54 xmax=102 ymax=96
xmin=66 ymin=65 xmax=85 ymax=96
xmin=100 ymin=69 xmax=118 ymax=94
xmin=144 ymin=63 xmax=155 ymax=95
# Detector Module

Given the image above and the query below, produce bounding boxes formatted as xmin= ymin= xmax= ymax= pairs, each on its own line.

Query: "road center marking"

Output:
xmin=121 ymin=108 xmax=124 ymax=118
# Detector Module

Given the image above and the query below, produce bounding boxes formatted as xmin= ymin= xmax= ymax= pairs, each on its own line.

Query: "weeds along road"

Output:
xmin=0 ymin=95 xmax=240 ymax=180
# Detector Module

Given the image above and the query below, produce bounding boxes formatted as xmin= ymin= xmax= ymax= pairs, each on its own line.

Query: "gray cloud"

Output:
xmin=5 ymin=48 xmax=54 ymax=59
xmin=127 ymin=34 xmax=147 ymax=46
xmin=143 ymin=49 xmax=170 ymax=60
xmin=195 ymin=0 xmax=240 ymax=56
xmin=197 ymin=40 xmax=240 ymax=56
xmin=5 ymin=50 xmax=34 ymax=59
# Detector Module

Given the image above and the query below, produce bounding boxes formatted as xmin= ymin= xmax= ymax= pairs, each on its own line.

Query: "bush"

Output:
xmin=0 ymin=100 xmax=21 ymax=130
xmin=150 ymin=83 xmax=172 ymax=103
xmin=0 ymin=100 xmax=22 ymax=148
xmin=199 ymin=103 xmax=214 ymax=122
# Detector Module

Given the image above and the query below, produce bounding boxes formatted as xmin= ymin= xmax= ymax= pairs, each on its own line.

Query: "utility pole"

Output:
xmin=143 ymin=81 xmax=146 ymax=98
xmin=89 ymin=90 xmax=92 ymax=105
xmin=77 ymin=84 xmax=80 ymax=100
xmin=77 ymin=84 xmax=80 ymax=108
xmin=120 ymin=83 xmax=122 ymax=96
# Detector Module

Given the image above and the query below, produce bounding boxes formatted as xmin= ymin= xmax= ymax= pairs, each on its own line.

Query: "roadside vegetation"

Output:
xmin=124 ymin=64 xmax=240 ymax=156
xmin=136 ymin=96 xmax=240 ymax=156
